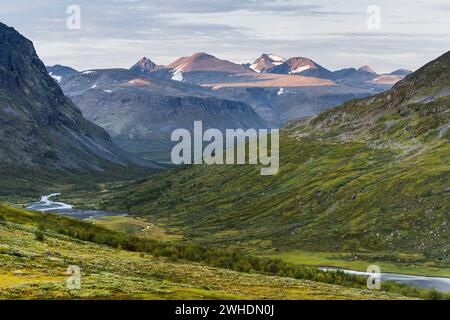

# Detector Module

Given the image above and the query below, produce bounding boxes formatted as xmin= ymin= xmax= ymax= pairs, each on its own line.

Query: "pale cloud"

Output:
xmin=0 ymin=0 xmax=449 ymax=72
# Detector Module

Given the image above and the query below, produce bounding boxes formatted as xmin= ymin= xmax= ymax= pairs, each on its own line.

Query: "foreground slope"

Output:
xmin=0 ymin=205 xmax=407 ymax=300
xmin=103 ymin=51 xmax=449 ymax=259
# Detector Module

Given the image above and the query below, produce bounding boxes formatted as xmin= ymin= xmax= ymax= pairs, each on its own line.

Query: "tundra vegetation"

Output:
xmin=0 ymin=205 xmax=447 ymax=299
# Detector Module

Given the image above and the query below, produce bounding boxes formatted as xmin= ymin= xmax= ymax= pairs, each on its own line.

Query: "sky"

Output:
xmin=1 ymin=0 xmax=449 ymax=73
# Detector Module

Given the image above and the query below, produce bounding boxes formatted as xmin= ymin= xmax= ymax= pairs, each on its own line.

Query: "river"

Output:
xmin=26 ymin=193 xmax=127 ymax=220
xmin=319 ymin=267 xmax=450 ymax=293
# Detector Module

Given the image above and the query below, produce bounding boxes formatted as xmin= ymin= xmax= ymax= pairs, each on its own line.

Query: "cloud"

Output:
xmin=113 ymin=0 xmax=322 ymax=14
xmin=0 ymin=0 xmax=449 ymax=72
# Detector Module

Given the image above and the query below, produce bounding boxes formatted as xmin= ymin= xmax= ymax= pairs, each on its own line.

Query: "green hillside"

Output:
xmin=0 ymin=204 xmax=418 ymax=300
xmin=101 ymin=52 xmax=449 ymax=262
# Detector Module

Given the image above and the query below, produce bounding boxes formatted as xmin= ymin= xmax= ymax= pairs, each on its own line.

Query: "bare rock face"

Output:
xmin=167 ymin=52 xmax=251 ymax=74
xmin=130 ymin=57 xmax=163 ymax=74
xmin=0 ymin=22 xmax=155 ymax=174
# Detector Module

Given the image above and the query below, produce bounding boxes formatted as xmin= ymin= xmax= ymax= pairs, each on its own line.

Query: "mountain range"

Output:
xmin=48 ymin=65 xmax=268 ymax=161
xmin=247 ymin=53 xmax=407 ymax=85
xmin=48 ymin=52 xmax=411 ymax=160
xmin=132 ymin=52 xmax=408 ymax=88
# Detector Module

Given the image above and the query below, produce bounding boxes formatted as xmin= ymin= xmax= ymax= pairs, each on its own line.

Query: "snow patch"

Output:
xmin=171 ymin=71 xmax=183 ymax=81
xmin=90 ymin=84 xmax=97 ymax=89
xmin=49 ymin=72 xmax=62 ymax=82
xmin=249 ymin=64 xmax=261 ymax=73
xmin=171 ymin=63 xmax=188 ymax=81
xmin=277 ymin=87 xmax=286 ymax=95
xmin=82 ymin=70 xmax=95 ymax=75
xmin=268 ymin=54 xmax=286 ymax=62
xmin=104 ymin=89 xmax=113 ymax=93
xmin=289 ymin=65 xmax=310 ymax=74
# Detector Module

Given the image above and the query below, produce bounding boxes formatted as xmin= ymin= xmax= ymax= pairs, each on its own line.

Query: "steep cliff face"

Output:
xmin=0 ymin=22 xmax=157 ymax=192
xmin=70 ymin=90 xmax=268 ymax=141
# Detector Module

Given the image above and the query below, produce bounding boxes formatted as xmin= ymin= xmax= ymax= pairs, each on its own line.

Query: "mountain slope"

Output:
xmin=168 ymin=52 xmax=251 ymax=74
xmin=102 ymin=51 xmax=449 ymax=259
xmin=46 ymin=64 xmax=79 ymax=83
xmin=389 ymin=69 xmax=413 ymax=76
xmin=149 ymin=52 xmax=254 ymax=84
xmin=0 ymin=22 xmax=157 ymax=195
xmin=214 ymin=85 xmax=376 ymax=125
xmin=329 ymin=67 xmax=407 ymax=91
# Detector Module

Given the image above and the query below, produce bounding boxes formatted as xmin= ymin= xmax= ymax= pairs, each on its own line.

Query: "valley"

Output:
xmin=80 ymin=52 xmax=449 ymax=288
xmin=8 ymin=189 xmax=450 ymax=295
xmin=38 ymin=187 xmax=450 ymax=287
xmin=0 ymin=19 xmax=448 ymax=301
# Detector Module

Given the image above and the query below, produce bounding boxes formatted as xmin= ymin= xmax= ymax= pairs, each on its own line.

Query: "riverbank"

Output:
xmin=265 ymin=250 xmax=450 ymax=278
xmin=319 ymin=267 xmax=450 ymax=293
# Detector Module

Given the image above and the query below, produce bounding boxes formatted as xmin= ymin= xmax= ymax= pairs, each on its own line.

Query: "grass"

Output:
xmin=81 ymin=210 xmax=450 ymax=278
xmin=79 ymin=214 xmax=450 ymax=278
xmin=99 ymin=135 xmax=449 ymax=258
xmin=0 ymin=205 xmax=412 ymax=300
xmin=87 ymin=215 xmax=182 ymax=241
xmin=0 ymin=164 xmax=160 ymax=205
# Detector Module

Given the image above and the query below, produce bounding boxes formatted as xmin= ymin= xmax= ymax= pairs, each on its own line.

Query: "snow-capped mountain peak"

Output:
xmin=267 ymin=54 xmax=286 ymax=63
xmin=249 ymin=53 xmax=287 ymax=73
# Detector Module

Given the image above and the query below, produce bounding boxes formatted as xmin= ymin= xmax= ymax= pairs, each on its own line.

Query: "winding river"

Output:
xmin=26 ymin=193 xmax=127 ymax=220
xmin=319 ymin=267 xmax=450 ymax=293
